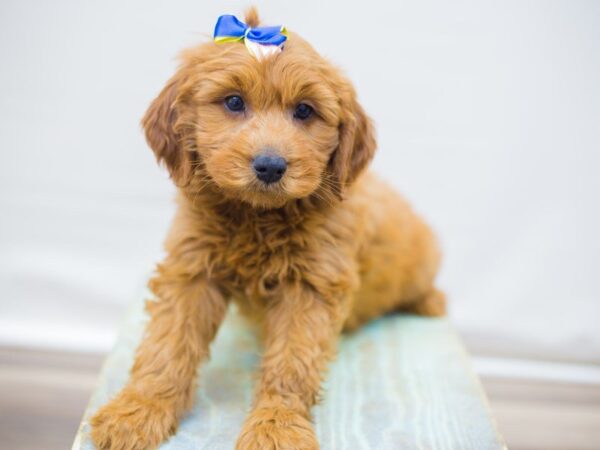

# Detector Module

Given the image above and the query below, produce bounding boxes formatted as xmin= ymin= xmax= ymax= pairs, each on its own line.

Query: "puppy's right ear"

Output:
xmin=142 ymin=77 xmax=190 ymax=184
xmin=329 ymin=90 xmax=376 ymax=197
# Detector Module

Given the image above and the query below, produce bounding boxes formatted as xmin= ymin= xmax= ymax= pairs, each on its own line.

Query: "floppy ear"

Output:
xmin=141 ymin=77 xmax=190 ymax=184
xmin=329 ymin=93 xmax=376 ymax=196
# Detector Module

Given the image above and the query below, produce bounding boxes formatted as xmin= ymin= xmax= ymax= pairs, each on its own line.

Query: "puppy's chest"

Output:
xmin=209 ymin=219 xmax=301 ymax=297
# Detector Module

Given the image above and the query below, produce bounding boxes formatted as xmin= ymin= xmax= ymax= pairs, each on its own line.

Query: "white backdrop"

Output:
xmin=1 ymin=1 xmax=599 ymax=364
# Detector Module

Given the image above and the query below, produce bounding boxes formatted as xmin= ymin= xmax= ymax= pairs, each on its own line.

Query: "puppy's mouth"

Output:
xmin=243 ymin=179 xmax=291 ymax=208
xmin=225 ymin=152 xmax=292 ymax=208
xmin=253 ymin=179 xmax=285 ymax=192
xmin=203 ymin=153 xmax=321 ymax=209
xmin=205 ymin=172 xmax=291 ymax=209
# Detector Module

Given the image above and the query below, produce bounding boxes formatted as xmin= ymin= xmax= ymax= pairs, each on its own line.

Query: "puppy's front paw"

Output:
xmin=236 ymin=407 xmax=318 ymax=450
xmin=90 ymin=390 xmax=177 ymax=450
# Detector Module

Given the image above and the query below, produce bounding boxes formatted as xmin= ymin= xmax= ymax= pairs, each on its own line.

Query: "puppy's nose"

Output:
xmin=252 ymin=154 xmax=287 ymax=184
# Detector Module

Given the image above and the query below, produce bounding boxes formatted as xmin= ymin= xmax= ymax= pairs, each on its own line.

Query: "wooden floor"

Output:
xmin=483 ymin=377 xmax=600 ymax=450
xmin=0 ymin=347 xmax=103 ymax=450
xmin=1 ymin=346 xmax=599 ymax=450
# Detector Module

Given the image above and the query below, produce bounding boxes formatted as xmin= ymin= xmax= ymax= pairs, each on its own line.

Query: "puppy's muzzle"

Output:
xmin=252 ymin=153 xmax=287 ymax=184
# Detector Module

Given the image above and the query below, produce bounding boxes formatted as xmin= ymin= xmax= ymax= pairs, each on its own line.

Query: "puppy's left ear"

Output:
xmin=142 ymin=76 xmax=191 ymax=185
xmin=329 ymin=89 xmax=376 ymax=196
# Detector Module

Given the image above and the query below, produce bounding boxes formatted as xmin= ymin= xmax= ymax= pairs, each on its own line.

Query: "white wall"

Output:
xmin=1 ymin=0 xmax=598 ymax=363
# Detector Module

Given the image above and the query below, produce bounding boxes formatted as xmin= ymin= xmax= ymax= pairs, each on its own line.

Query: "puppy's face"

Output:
xmin=143 ymin=20 xmax=375 ymax=209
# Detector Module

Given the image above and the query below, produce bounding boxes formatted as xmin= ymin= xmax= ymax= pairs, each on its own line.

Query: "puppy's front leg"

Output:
xmin=236 ymin=284 xmax=348 ymax=450
xmin=91 ymin=270 xmax=227 ymax=450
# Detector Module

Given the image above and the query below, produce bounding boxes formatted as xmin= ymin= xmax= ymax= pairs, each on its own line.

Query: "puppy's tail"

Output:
xmin=244 ymin=6 xmax=260 ymax=28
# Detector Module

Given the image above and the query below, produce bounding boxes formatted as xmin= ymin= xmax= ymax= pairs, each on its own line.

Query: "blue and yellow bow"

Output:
xmin=213 ymin=15 xmax=288 ymax=59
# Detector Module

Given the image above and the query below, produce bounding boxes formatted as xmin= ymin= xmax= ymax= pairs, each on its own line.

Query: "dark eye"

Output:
xmin=294 ymin=103 xmax=313 ymax=120
xmin=224 ymin=95 xmax=245 ymax=112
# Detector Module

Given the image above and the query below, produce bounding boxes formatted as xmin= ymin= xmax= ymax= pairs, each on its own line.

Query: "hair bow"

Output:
xmin=213 ymin=14 xmax=288 ymax=59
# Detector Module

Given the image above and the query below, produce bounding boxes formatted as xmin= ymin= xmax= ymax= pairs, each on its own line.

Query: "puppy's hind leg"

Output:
xmin=404 ymin=288 xmax=447 ymax=317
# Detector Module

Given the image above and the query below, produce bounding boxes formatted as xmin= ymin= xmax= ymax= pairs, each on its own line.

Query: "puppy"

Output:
xmin=91 ymin=8 xmax=445 ymax=450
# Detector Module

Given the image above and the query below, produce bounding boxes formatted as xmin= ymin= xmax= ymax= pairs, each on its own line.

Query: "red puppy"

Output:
xmin=91 ymin=8 xmax=445 ymax=450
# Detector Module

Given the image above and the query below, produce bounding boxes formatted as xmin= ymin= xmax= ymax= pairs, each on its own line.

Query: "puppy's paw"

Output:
xmin=411 ymin=288 xmax=447 ymax=317
xmin=236 ymin=407 xmax=318 ymax=450
xmin=90 ymin=390 xmax=177 ymax=450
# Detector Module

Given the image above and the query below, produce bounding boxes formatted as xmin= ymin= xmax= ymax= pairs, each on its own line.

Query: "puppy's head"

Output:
xmin=143 ymin=9 xmax=375 ymax=209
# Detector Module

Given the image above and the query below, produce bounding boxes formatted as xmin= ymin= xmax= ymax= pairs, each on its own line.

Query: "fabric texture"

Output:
xmin=73 ymin=293 xmax=504 ymax=450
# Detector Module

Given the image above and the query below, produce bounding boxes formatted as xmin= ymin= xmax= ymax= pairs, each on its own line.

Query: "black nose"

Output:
xmin=252 ymin=154 xmax=287 ymax=184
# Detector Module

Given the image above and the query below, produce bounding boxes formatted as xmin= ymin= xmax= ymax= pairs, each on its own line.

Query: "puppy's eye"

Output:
xmin=294 ymin=103 xmax=313 ymax=120
xmin=224 ymin=95 xmax=245 ymax=112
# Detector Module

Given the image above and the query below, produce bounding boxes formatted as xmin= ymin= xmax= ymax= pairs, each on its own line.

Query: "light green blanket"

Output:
xmin=73 ymin=295 xmax=505 ymax=450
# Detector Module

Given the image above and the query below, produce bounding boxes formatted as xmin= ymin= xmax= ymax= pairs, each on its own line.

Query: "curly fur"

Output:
xmin=90 ymin=8 xmax=445 ymax=450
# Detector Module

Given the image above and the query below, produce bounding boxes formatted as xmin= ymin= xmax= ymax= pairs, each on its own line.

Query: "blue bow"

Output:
xmin=213 ymin=15 xmax=287 ymax=47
